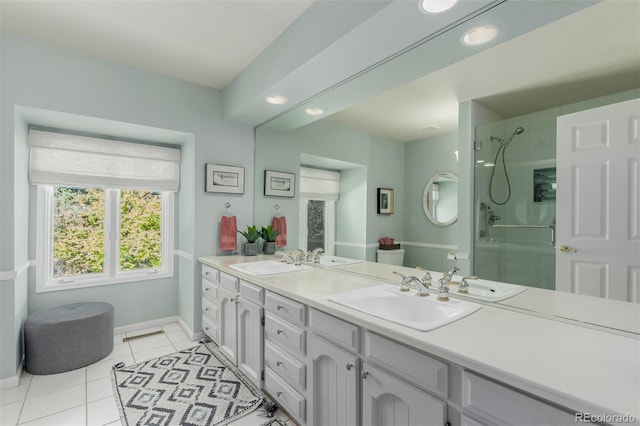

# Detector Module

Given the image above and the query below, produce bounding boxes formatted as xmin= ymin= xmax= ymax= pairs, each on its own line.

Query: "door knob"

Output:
xmin=559 ymin=245 xmax=577 ymax=253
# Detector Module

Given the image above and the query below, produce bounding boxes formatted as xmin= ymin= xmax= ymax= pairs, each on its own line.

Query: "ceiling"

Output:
xmin=1 ymin=1 xmax=638 ymax=142
xmin=327 ymin=0 xmax=640 ymax=141
xmin=0 ymin=0 xmax=314 ymax=89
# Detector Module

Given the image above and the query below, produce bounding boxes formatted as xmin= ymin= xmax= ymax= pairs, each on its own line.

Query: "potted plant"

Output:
xmin=238 ymin=225 xmax=261 ymax=256
xmin=260 ymin=225 xmax=280 ymax=255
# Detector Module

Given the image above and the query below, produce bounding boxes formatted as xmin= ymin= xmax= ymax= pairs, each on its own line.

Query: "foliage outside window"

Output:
xmin=38 ymin=185 xmax=173 ymax=292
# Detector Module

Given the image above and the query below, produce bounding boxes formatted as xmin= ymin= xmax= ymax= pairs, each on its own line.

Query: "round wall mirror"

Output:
xmin=423 ymin=172 xmax=458 ymax=226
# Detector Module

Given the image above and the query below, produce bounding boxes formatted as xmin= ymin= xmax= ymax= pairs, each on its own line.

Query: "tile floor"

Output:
xmin=0 ymin=323 xmax=293 ymax=426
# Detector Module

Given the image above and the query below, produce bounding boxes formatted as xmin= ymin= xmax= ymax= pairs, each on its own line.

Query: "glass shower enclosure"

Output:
xmin=473 ymin=114 xmax=557 ymax=290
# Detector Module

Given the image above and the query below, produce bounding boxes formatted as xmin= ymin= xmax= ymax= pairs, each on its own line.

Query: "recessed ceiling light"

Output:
xmin=419 ymin=0 xmax=458 ymax=14
xmin=305 ymin=107 xmax=324 ymax=116
xmin=462 ymin=25 xmax=499 ymax=46
xmin=265 ymin=95 xmax=288 ymax=105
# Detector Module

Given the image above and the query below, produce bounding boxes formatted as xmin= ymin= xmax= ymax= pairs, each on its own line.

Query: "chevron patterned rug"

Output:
xmin=111 ymin=344 xmax=263 ymax=426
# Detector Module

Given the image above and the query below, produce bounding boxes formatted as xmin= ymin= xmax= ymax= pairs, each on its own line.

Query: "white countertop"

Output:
xmin=199 ymin=255 xmax=640 ymax=422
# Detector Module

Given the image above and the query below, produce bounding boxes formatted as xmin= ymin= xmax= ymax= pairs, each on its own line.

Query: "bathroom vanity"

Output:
xmin=199 ymin=255 xmax=639 ymax=426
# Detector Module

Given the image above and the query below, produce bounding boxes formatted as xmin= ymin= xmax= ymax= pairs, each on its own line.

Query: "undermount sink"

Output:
xmin=313 ymin=255 xmax=364 ymax=267
xmin=327 ymin=284 xmax=481 ymax=331
xmin=229 ymin=260 xmax=313 ymax=276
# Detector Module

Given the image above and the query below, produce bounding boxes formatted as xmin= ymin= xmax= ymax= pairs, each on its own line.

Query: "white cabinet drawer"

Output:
xmin=365 ymin=331 xmax=448 ymax=398
xmin=220 ymin=271 xmax=239 ymax=292
xmin=202 ymin=264 xmax=220 ymax=283
xmin=462 ymin=371 xmax=575 ymax=426
xmin=264 ymin=339 xmax=306 ymax=391
xmin=265 ymin=313 xmax=306 ymax=355
xmin=265 ymin=367 xmax=306 ymax=423
xmin=265 ymin=291 xmax=306 ymax=326
xmin=202 ymin=317 xmax=218 ymax=343
xmin=202 ymin=280 xmax=219 ymax=302
xmin=202 ymin=298 xmax=218 ymax=323
xmin=309 ymin=308 xmax=360 ymax=353
xmin=239 ymin=280 xmax=263 ymax=304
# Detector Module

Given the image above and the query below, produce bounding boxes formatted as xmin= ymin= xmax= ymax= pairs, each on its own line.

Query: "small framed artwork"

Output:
xmin=264 ymin=170 xmax=295 ymax=197
xmin=377 ymin=188 xmax=394 ymax=214
xmin=205 ymin=164 xmax=245 ymax=194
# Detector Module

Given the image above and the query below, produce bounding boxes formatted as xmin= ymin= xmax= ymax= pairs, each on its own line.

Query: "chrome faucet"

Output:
xmin=438 ymin=267 xmax=460 ymax=301
xmin=277 ymin=252 xmax=295 ymax=264
xmin=310 ymin=248 xmax=324 ymax=263
xmin=415 ymin=267 xmax=433 ymax=287
xmin=457 ymin=275 xmax=478 ymax=294
xmin=393 ymin=271 xmax=430 ymax=297
xmin=443 ymin=266 xmax=461 ymax=283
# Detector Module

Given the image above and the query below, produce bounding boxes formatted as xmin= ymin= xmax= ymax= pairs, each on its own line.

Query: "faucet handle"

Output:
xmin=458 ymin=276 xmax=471 ymax=294
xmin=414 ymin=266 xmax=432 ymax=284
xmin=392 ymin=271 xmax=411 ymax=292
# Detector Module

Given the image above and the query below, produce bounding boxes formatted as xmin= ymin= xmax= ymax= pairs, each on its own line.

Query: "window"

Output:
xmin=30 ymin=129 xmax=179 ymax=292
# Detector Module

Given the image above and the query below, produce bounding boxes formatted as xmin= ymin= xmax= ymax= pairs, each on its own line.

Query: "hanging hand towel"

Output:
xmin=272 ymin=216 xmax=287 ymax=248
xmin=220 ymin=215 xmax=237 ymax=251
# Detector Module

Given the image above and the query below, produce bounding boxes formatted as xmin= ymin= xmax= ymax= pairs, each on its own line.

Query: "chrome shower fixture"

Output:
xmin=489 ymin=126 xmax=525 ymax=205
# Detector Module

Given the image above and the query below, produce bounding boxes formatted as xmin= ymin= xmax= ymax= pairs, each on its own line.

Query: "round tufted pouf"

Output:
xmin=25 ymin=302 xmax=114 ymax=375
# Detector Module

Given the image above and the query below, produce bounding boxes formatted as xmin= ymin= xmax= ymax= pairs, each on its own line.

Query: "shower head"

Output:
xmin=504 ymin=126 xmax=525 ymax=146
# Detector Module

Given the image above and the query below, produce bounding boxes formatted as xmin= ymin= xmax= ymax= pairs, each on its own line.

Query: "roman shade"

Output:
xmin=28 ymin=130 xmax=180 ymax=190
xmin=300 ymin=167 xmax=340 ymax=201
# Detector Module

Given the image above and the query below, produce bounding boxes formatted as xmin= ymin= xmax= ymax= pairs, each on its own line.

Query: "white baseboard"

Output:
xmin=176 ymin=317 xmax=204 ymax=342
xmin=0 ymin=357 xmax=24 ymax=390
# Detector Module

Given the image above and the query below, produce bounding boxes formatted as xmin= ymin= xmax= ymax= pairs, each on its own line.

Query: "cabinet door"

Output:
xmin=237 ymin=297 xmax=263 ymax=387
xmin=218 ymin=286 xmax=238 ymax=364
xmin=308 ymin=334 xmax=359 ymax=426
xmin=362 ymin=362 xmax=446 ymax=426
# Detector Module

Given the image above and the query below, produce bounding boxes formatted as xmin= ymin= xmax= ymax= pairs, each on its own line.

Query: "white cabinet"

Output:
xmin=201 ymin=264 xmax=220 ymax=343
xmin=462 ymin=371 xmax=575 ymax=426
xmin=264 ymin=291 xmax=308 ymax=425
xmin=307 ymin=333 xmax=359 ymax=426
xmin=361 ymin=361 xmax=447 ymax=426
xmin=204 ymin=267 xmax=264 ymax=388
xmin=218 ymin=286 xmax=238 ymax=363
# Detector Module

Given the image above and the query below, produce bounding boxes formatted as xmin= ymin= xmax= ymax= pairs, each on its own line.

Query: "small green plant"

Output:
xmin=238 ymin=225 xmax=261 ymax=243
xmin=260 ymin=225 xmax=280 ymax=242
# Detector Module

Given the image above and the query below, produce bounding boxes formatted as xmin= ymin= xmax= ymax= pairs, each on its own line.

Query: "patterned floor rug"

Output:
xmin=111 ymin=344 xmax=263 ymax=426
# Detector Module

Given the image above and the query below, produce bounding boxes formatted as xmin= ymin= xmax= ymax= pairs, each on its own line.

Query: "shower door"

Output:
xmin=473 ymin=118 xmax=557 ymax=290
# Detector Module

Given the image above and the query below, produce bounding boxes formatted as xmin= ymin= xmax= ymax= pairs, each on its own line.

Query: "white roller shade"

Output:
xmin=300 ymin=167 xmax=340 ymax=201
xmin=28 ymin=130 xmax=180 ymax=190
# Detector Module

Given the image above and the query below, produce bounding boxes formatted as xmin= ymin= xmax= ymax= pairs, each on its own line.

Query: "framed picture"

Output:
xmin=377 ymin=188 xmax=394 ymax=214
xmin=264 ymin=170 xmax=295 ymax=197
xmin=205 ymin=164 xmax=244 ymax=194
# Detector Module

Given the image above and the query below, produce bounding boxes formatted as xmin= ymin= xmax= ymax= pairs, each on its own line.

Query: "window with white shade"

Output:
xmin=31 ymin=129 xmax=178 ymax=292
xmin=299 ymin=167 xmax=339 ymax=255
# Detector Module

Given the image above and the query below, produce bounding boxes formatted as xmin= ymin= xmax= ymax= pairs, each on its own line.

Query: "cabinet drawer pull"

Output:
xmin=276 ymin=391 xmax=283 ymax=397
xmin=205 ymin=326 xmax=209 ymax=331
xmin=346 ymin=363 xmax=354 ymax=371
xmin=205 ymin=271 xmax=210 ymax=276
xmin=277 ymin=305 xmax=284 ymax=310
xmin=205 ymin=308 xmax=210 ymax=312
xmin=276 ymin=329 xmax=284 ymax=335
xmin=204 ymin=288 xmax=210 ymax=292
xmin=361 ymin=370 xmax=369 ymax=379
xmin=276 ymin=361 xmax=283 ymax=367
xmin=230 ymin=297 xmax=236 ymax=302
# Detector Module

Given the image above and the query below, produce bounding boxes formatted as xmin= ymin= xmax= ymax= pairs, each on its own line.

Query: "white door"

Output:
xmin=361 ymin=362 xmax=446 ymax=426
xmin=307 ymin=334 xmax=358 ymax=426
xmin=218 ymin=287 xmax=238 ymax=363
xmin=556 ymin=98 xmax=640 ymax=302
xmin=237 ymin=298 xmax=263 ymax=387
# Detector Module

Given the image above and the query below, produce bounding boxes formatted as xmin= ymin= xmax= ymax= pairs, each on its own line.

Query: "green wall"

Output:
xmin=0 ymin=33 xmax=255 ymax=381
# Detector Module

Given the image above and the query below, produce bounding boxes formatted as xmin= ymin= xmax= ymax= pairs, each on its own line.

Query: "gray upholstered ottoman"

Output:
xmin=25 ymin=302 xmax=114 ymax=374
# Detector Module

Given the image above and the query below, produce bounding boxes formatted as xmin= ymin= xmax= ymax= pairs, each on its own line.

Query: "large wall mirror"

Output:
xmin=423 ymin=172 xmax=457 ymax=226
xmin=254 ymin=0 xmax=640 ymax=335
